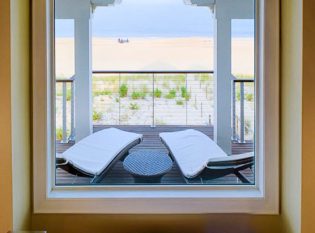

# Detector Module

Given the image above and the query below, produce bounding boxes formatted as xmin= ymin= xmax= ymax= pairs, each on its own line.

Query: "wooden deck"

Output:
xmin=56 ymin=125 xmax=254 ymax=185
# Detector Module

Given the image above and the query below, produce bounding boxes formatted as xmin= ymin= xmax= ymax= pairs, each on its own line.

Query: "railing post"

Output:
xmin=68 ymin=79 xmax=75 ymax=142
xmin=232 ymin=80 xmax=237 ymax=141
xmin=239 ymin=82 xmax=245 ymax=143
xmin=185 ymin=73 xmax=188 ymax=125
xmin=118 ymin=73 xmax=121 ymax=125
xmin=151 ymin=73 xmax=156 ymax=128
xmin=62 ymin=82 xmax=67 ymax=143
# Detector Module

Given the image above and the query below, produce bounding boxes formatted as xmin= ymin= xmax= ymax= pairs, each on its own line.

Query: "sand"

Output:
xmin=55 ymin=37 xmax=255 ymax=139
xmin=55 ymin=37 xmax=254 ymax=77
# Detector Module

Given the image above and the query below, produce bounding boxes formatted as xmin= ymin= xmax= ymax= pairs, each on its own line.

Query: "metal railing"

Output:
xmin=55 ymin=72 xmax=254 ymax=143
xmin=92 ymin=71 xmax=214 ymax=127
xmin=232 ymin=78 xmax=255 ymax=143
xmin=93 ymin=70 xmax=215 ymax=74
xmin=56 ymin=77 xmax=75 ymax=143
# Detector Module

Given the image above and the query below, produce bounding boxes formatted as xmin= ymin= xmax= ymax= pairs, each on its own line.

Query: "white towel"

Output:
xmin=59 ymin=128 xmax=142 ymax=176
xmin=160 ymin=129 xmax=227 ymax=178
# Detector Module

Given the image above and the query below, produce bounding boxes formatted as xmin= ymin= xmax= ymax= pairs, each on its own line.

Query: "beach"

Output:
xmin=55 ymin=37 xmax=254 ymax=77
xmin=55 ymin=37 xmax=255 ymax=139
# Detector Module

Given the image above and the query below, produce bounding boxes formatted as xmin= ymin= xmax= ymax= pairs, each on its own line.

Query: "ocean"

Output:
xmin=55 ymin=0 xmax=254 ymax=38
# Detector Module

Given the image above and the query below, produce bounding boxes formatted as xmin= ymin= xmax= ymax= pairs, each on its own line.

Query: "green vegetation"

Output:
xmin=245 ymin=119 xmax=252 ymax=135
xmin=56 ymin=128 xmax=63 ymax=141
xmin=198 ymin=73 xmax=212 ymax=83
xmin=55 ymin=128 xmax=71 ymax=141
xmin=131 ymin=91 xmax=146 ymax=100
xmin=93 ymin=111 xmax=103 ymax=121
xmin=236 ymin=91 xmax=254 ymax=102
xmin=141 ymin=85 xmax=149 ymax=94
xmin=129 ymin=103 xmax=140 ymax=110
xmin=154 ymin=88 xmax=162 ymax=98
xmin=159 ymin=75 xmax=185 ymax=89
xmin=234 ymin=74 xmax=254 ymax=80
xmin=245 ymin=93 xmax=254 ymax=102
xmin=56 ymin=88 xmax=71 ymax=101
xmin=66 ymin=90 xmax=71 ymax=101
xmin=119 ymin=84 xmax=128 ymax=98
xmin=165 ymin=89 xmax=177 ymax=99
xmin=170 ymin=74 xmax=185 ymax=82
xmin=162 ymin=81 xmax=170 ymax=89
xmin=93 ymin=90 xmax=112 ymax=96
xmin=155 ymin=119 xmax=166 ymax=125
xmin=176 ymin=99 xmax=184 ymax=106
xmin=181 ymin=86 xmax=191 ymax=101
xmin=236 ymin=91 xmax=241 ymax=101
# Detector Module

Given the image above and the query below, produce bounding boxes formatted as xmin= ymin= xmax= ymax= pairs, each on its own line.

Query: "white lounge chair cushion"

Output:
xmin=160 ymin=129 xmax=228 ymax=178
xmin=59 ymin=128 xmax=142 ymax=176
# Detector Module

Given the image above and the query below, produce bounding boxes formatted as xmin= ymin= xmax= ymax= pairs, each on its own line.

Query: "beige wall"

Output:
xmin=11 ymin=0 xmax=31 ymax=230
xmin=301 ymin=0 xmax=315 ymax=232
xmin=0 ymin=0 xmax=31 ymax=232
xmin=0 ymin=0 xmax=13 ymax=232
xmin=281 ymin=0 xmax=303 ymax=232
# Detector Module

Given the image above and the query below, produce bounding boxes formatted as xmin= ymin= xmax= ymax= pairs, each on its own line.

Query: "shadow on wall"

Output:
xmin=31 ymin=214 xmax=283 ymax=233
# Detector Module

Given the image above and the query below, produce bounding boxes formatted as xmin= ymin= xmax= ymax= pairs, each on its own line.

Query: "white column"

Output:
xmin=74 ymin=17 xmax=92 ymax=141
xmin=185 ymin=0 xmax=254 ymax=154
xmin=213 ymin=16 xmax=232 ymax=154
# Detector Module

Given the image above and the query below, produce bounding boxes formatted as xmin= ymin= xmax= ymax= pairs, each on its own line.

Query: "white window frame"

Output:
xmin=32 ymin=0 xmax=279 ymax=214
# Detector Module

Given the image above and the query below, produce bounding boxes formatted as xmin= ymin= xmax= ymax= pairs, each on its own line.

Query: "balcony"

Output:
xmin=55 ymin=71 xmax=254 ymax=185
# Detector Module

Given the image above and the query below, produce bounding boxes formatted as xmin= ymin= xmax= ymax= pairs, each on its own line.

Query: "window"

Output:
xmin=33 ymin=0 xmax=279 ymax=213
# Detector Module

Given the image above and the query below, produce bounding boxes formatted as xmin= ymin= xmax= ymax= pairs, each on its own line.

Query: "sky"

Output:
xmin=55 ymin=0 xmax=254 ymax=38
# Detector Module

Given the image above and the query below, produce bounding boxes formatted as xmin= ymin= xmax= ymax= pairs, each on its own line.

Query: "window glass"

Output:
xmin=55 ymin=19 xmax=75 ymax=143
xmin=54 ymin=0 xmax=255 ymax=186
xmin=232 ymin=19 xmax=255 ymax=141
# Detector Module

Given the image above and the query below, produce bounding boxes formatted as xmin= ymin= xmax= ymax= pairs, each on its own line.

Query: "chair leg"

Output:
xmin=234 ymin=170 xmax=251 ymax=184
xmin=183 ymin=176 xmax=190 ymax=184
xmin=90 ymin=175 xmax=98 ymax=184
xmin=200 ymin=177 xmax=204 ymax=184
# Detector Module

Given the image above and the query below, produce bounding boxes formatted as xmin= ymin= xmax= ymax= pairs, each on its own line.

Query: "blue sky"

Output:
xmin=55 ymin=0 xmax=254 ymax=38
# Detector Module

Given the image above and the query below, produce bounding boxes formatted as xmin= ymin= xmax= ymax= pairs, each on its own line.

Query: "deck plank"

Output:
xmin=56 ymin=125 xmax=254 ymax=185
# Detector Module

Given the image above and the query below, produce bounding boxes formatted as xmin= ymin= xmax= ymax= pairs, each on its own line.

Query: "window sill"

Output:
xmin=34 ymin=185 xmax=277 ymax=214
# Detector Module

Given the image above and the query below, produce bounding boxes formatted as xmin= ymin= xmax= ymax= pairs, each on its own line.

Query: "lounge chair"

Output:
xmin=57 ymin=127 xmax=142 ymax=183
xmin=159 ymin=129 xmax=254 ymax=184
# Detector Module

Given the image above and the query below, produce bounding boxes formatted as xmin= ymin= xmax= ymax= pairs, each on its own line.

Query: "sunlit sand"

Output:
xmin=55 ymin=37 xmax=254 ymax=77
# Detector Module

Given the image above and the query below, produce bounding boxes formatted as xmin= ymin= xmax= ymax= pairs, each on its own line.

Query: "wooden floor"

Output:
xmin=56 ymin=125 xmax=254 ymax=185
